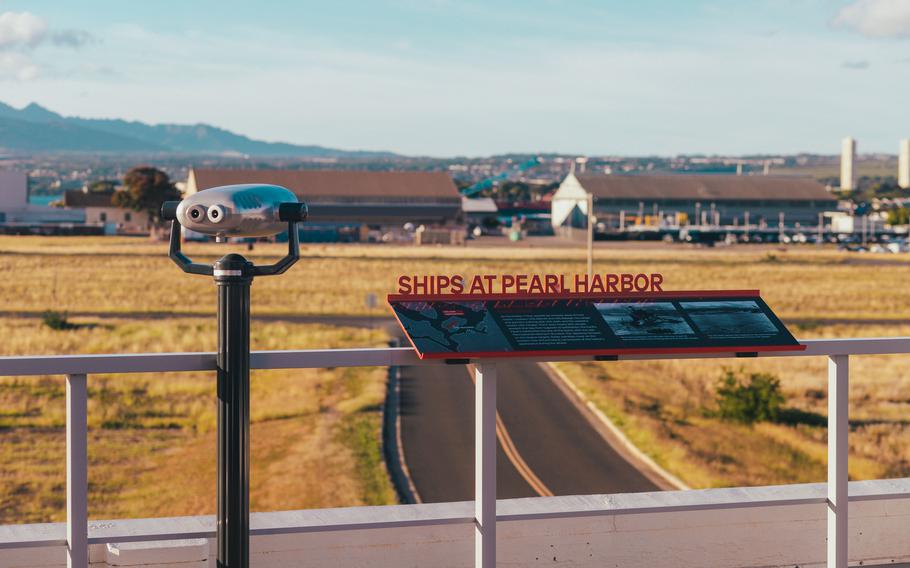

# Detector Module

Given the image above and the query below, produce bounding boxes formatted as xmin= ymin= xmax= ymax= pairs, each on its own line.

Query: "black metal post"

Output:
xmin=215 ymin=253 xmax=253 ymax=568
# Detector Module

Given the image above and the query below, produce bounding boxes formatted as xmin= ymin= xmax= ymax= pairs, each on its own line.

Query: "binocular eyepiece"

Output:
xmin=162 ymin=184 xmax=307 ymax=238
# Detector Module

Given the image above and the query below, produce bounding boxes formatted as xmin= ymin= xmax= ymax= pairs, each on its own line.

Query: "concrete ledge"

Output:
xmin=4 ymin=479 xmax=910 ymax=547
xmin=2 ymin=479 xmax=910 ymax=567
xmin=106 ymin=539 xmax=207 ymax=566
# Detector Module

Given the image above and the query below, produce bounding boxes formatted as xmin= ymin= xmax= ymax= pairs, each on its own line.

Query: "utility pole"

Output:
xmin=817 ymin=212 xmax=823 ymax=246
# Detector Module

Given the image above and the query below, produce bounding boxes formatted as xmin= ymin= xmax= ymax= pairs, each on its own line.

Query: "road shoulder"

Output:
xmin=541 ymin=363 xmax=690 ymax=491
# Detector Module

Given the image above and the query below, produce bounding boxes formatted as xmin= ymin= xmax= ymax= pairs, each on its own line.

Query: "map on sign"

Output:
xmin=392 ymin=300 xmax=513 ymax=353
xmin=388 ymin=291 xmax=803 ymax=359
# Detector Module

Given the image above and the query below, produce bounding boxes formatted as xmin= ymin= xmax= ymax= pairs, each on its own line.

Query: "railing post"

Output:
xmin=66 ymin=374 xmax=88 ymax=568
xmin=828 ymin=355 xmax=848 ymax=568
xmin=475 ymin=363 xmax=497 ymax=568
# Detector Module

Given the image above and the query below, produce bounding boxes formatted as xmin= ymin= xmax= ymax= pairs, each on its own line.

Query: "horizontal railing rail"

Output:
xmin=1 ymin=337 xmax=909 ymax=376
xmin=2 ymin=336 xmax=908 ymax=568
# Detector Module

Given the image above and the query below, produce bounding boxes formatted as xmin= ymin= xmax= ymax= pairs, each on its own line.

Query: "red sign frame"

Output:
xmin=387 ymin=290 xmax=806 ymax=360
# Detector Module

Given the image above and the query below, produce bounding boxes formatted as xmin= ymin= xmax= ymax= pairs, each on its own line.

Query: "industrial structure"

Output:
xmin=186 ymin=169 xmax=463 ymax=242
xmin=551 ymin=174 xmax=837 ymax=232
xmin=841 ymin=137 xmax=856 ymax=191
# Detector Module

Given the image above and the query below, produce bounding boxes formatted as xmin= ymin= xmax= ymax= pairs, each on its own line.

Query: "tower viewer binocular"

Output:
xmin=161 ymin=183 xmax=307 ymax=238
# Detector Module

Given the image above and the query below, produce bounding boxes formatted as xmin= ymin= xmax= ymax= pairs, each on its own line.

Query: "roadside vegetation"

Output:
xmin=554 ymin=322 xmax=910 ymax=488
xmin=3 ymin=236 xmax=910 ymax=518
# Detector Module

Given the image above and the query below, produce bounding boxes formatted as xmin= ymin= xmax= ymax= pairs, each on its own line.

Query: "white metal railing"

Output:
xmin=2 ymin=337 xmax=910 ymax=568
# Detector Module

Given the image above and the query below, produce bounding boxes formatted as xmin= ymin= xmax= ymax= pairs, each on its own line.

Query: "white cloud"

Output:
xmin=834 ymin=0 xmax=910 ymax=38
xmin=0 ymin=11 xmax=95 ymax=81
xmin=0 ymin=52 xmax=39 ymax=80
xmin=0 ymin=11 xmax=48 ymax=49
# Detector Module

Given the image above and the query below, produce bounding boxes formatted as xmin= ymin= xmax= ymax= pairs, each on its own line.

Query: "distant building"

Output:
xmin=551 ymin=174 xmax=837 ymax=230
xmin=0 ymin=171 xmax=84 ymax=226
xmin=62 ymin=190 xmax=151 ymax=234
xmin=496 ymin=197 xmax=554 ymax=235
xmin=462 ymin=196 xmax=498 ymax=233
xmin=186 ymin=168 xmax=463 ymax=242
xmin=0 ymin=171 xmax=27 ymax=214
xmin=899 ymin=139 xmax=910 ymax=190
xmin=841 ymin=137 xmax=856 ymax=191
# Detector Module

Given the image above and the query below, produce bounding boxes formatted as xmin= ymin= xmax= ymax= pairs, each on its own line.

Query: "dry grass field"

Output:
xmin=3 ymin=236 xmax=910 ymax=520
xmin=4 ymin=236 xmax=910 ymax=321
xmin=0 ymin=316 xmax=395 ymax=523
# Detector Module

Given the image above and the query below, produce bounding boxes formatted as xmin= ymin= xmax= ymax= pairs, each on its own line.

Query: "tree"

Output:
xmin=113 ymin=166 xmax=181 ymax=223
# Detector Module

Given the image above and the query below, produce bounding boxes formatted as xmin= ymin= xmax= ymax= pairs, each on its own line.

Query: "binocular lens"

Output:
xmin=207 ymin=205 xmax=227 ymax=224
xmin=186 ymin=204 xmax=208 ymax=223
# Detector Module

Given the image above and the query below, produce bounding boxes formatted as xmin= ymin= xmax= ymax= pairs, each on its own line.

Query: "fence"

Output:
xmin=1 ymin=337 xmax=909 ymax=567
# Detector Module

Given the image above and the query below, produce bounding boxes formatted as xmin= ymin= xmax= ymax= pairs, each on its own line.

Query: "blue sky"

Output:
xmin=0 ymin=0 xmax=907 ymax=156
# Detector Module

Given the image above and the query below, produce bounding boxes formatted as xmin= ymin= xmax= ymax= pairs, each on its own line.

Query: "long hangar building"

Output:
xmin=186 ymin=168 xmax=463 ymax=241
xmin=552 ymin=173 xmax=837 ymax=230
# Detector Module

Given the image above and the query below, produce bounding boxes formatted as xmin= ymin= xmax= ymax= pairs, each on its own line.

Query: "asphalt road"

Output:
xmin=398 ymin=357 xmax=662 ymax=502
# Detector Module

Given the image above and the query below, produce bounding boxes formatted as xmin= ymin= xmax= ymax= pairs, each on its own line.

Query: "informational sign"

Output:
xmin=388 ymin=290 xmax=804 ymax=359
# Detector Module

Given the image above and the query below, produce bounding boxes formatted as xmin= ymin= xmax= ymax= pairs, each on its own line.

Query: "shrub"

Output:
xmin=42 ymin=310 xmax=74 ymax=331
xmin=715 ymin=369 xmax=785 ymax=424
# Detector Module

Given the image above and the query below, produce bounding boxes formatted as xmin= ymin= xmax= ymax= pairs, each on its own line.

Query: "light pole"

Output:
xmin=586 ymin=193 xmax=594 ymax=279
xmin=162 ymin=184 xmax=307 ymax=568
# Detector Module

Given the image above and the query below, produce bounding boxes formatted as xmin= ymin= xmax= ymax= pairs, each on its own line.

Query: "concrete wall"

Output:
xmin=2 ymin=480 xmax=910 ymax=568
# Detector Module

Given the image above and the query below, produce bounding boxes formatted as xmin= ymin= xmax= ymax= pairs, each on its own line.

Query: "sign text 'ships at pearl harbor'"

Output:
xmin=396 ymin=273 xmax=664 ymax=295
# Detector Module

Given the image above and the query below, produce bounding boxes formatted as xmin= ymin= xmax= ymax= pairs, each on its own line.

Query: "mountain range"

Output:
xmin=0 ymin=102 xmax=396 ymax=158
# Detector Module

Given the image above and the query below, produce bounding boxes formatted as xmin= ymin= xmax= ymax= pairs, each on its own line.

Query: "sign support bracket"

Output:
xmin=474 ymin=362 xmax=497 ymax=568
